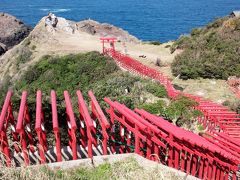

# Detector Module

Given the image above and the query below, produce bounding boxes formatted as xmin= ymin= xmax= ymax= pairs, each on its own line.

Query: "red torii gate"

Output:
xmin=0 ymin=90 xmax=239 ymax=179
xmin=100 ymin=37 xmax=117 ymax=54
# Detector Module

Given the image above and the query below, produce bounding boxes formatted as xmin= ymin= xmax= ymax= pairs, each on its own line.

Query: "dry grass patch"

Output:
xmin=0 ymin=157 xmax=183 ymax=180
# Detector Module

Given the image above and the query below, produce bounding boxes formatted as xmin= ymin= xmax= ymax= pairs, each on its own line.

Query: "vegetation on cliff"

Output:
xmin=0 ymin=52 xmax=201 ymax=139
xmin=139 ymin=96 xmax=202 ymax=127
xmin=171 ymin=16 xmax=240 ymax=80
xmin=3 ymin=51 xmax=167 ymax=109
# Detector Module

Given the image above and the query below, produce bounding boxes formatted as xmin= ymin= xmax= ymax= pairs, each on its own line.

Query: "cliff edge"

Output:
xmin=0 ymin=13 xmax=32 ymax=55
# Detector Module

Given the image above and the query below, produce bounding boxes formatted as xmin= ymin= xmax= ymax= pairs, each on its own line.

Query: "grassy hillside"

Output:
xmin=1 ymin=51 xmax=165 ymax=108
xmin=171 ymin=16 xmax=240 ymax=80
xmin=0 ymin=51 xmax=169 ymax=116
xmin=0 ymin=51 xmax=201 ymax=136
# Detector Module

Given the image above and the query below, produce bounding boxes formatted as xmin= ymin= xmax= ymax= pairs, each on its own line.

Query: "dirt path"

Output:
xmin=116 ymin=42 xmax=236 ymax=103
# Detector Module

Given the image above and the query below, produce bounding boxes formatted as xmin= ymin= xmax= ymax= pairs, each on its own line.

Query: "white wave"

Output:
xmin=40 ymin=8 xmax=50 ymax=11
xmin=52 ymin=9 xmax=71 ymax=13
xmin=39 ymin=8 xmax=71 ymax=13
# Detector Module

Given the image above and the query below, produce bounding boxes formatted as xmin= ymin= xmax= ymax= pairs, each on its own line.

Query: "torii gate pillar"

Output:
xmin=100 ymin=37 xmax=117 ymax=54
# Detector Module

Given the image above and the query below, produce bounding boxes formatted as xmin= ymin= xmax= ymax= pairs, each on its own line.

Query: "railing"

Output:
xmin=0 ymin=91 xmax=15 ymax=166
xmin=88 ymin=90 xmax=110 ymax=155
xmin=104 ymin=48 xmax=240 ymax=140
xmin=104 ymin=97 xmax=148 ymax=155
xmin=103 ymin=98 xmax=239 ymax=179
xmin=16 ymin=91 xmax=35 ymax=165
xmin=76 ymin=90 xmax=94 ymax=158
xmin=104 ymin=48 xmax=180 ymax=98
xmin=64 ymin=91 xmax=77 ymax=160
xmin=196 ymin=102 xmax=240 ymax=137
xmin=0 ymin=90 xmax=239 ymax=179
xmin=51 ymin=90 xmax=62 ymax=162
xmin=35 ymin=90 xmax=47 ymax=163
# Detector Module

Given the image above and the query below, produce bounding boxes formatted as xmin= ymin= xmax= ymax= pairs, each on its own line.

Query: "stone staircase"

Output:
xmin=12 ymin=145 xmax=113 ymax=166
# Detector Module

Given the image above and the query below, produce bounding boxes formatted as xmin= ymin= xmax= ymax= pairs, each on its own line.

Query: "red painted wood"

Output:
xmin=77 ymin=90 xmax=94 ymax=158
xmin=0 ymin=86 xmax=239 ymax=178
xmin=35 ymin=90 xmax=47 ymax=164
xmin=51 ymin=90 xmax=62 ymax=162
xmin=16 ymin=91 xmax=28 ymax=133
xmin=0 ymin=91 xmax=13 ymax=131
xmin=88 ymin=91 xmax=110 ymax=155
xmin=0 ymin=91 xmax=13 ymax=166
xmin=64 ymin=91 xmax=77 ymax=160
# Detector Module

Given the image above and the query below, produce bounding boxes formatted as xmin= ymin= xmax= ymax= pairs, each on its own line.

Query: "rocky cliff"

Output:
xmin=77 ymin=19 xmax=139 ymax=43
xmin=0 ymin=13 xmax=32 ymax=55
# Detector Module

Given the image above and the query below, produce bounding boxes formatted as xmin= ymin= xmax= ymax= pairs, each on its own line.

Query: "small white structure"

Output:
xmin=45 ymin=13 xmax=58 ymax=33
xmin=56 ymin=17 xmax=74 ymax=34
xmin=45 ymin=13 xmax=58 ymax=27
xmin=230 ymin=11 xmax=240 ymax=17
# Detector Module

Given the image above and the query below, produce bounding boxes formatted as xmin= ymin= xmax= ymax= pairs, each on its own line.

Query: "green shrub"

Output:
xmin=145 ymin=82 xmax=167 ymax=98
xmin=148 ymin=41 xmax=161 ymax=45
xmin=31 ymin=45 xmax=36 ymax=50
xmin=197 ymin=124 xmax=205 ymax=131
xmin=15 ymin=47 xmax=32 ymax=66
xmin=164 ymin=96 xmax=198 ymax=119
xmin=139 ymin=96 xmax=202 ymax=127
xmin=206 ymin=17 xmax=227 ymax=29
xmin=170 ymin=35 xmax=191 ymax=53
xmin=223 ymin=100 xmax=240 ymax=114
xmin=73 ymin=163 xmax=112 ymax=180
xmin=171 ymin=16 xmax=240 ymax=80
xmin=190 ymin=28 xmax=202 ymax=36
xmin=22 ymin=37 xmax=31 ymax=46
xmin=139 ymin=100 xmax=165 ymax=115
xmin=164 ymin=44 xmax=171 ymax=48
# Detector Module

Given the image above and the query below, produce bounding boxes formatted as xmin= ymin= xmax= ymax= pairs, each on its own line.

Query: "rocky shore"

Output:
xmin=0 ymin=13 xmax=32 ymax=55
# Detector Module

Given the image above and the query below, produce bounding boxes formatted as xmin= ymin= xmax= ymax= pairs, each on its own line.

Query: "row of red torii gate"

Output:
xmin=0 ymin=38 xmax=239 ymax=180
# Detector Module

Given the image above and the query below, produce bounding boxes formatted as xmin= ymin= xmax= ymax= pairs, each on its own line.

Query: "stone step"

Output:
xmin=12 ymin=145 xmax=113 ymax=166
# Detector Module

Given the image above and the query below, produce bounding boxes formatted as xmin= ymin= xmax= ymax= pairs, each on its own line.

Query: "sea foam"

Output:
xmin=40 ymin=8 xmax=71 ymax=13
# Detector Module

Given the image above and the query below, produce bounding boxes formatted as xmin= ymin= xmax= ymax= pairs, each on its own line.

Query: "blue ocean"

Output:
xmin=0 ymin=0 xmax=239 ymax=42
